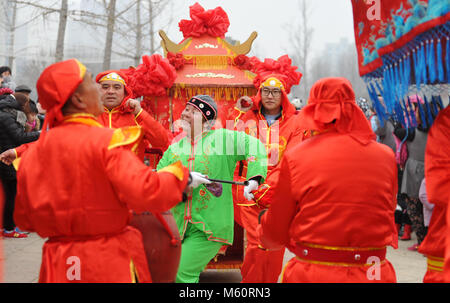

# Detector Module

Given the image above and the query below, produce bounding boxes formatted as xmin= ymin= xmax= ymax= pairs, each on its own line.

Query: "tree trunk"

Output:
xmin=7 ymin=1 xmax=17 ymax=69
xmin=55 ymin=0 xmax=68 ymax=62
xmin=134 ymin=0 xmax=142 ymax=66
xmin=103 ymin=0 xmax=117 ymax=70
xmin=148 ymin=0 xmax=155 ymax=54
xmin=301 ymin=0 xmax=309 ymax=99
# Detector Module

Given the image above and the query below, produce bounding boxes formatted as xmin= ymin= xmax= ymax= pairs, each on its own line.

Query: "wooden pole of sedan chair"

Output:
xmin=153 ymin=96 xmax=158 ymax=120
xmin=169 ymin=95 xmax=174 ymax=132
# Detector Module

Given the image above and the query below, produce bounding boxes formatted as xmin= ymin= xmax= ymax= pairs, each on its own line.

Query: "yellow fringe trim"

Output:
xmin=216 ymin=37 xmax=233 ymax=55
xmin=170 ymin=87 xmax=257 ymax=100
xmin=184 ymin=55 xmax=233 ymax=70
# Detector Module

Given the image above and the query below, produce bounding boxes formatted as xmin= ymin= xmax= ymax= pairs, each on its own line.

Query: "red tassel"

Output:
xmin=154 ymin=212 xmax=179 ymax=246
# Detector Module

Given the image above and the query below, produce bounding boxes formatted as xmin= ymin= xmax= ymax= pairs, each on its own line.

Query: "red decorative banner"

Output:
xmin=351 ymin=0 xmax=450 ymax=76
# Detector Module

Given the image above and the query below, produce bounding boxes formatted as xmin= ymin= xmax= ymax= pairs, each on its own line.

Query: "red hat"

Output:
xmin=36 ymin=59 xmax=87 ymax=130
xmin=37 ymin=59 xmax=86 ymax=112
xmin=297 ymin=77 xmax=376 ymax=145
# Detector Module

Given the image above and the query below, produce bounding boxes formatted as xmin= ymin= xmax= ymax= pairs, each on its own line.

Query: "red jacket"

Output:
xmin=96 ymin=70 xmax=172 ymax=162
xmin=14 ymin=107 xmax=173 ymax=164
xmin=14 ymin=114 xmax=188 ymax=282
xmin=423 ymin=106 xmax=450 ymax=282
xmin=258 ymin=78 xmax=397 ymax=283
xmin=230 ymin=90 xmax=304 ymax=210
xmin=418 ymin=205 xmax=446 ymax=282
xmin=0 ymin=182 xmax=3 ymax=282
xmin=259 ymin=130 xmax=398 ymax=282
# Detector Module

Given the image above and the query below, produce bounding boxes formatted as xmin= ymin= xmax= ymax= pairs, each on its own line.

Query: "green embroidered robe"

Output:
xmin=157 ymin=128 xmax=267 ymax=245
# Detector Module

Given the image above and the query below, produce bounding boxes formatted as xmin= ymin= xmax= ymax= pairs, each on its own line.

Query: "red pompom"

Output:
xmin=170 ymin=238 xmax=180 ymax=247
xmin=167 ymin=52 xmax=185 ymax=70
xmin=233 ymin=54 xmax=260 ymax=72
xmin=178 ymin=2 xmax=230 ymax=38
xmin=126 ymin=54 xmax=177 ymax=97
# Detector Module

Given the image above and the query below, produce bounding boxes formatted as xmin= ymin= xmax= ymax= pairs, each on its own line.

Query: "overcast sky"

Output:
xmin=166 ymin=0 xmax=356 ymax=60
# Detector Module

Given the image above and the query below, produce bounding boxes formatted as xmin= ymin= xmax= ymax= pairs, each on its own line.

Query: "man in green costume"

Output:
xmin=157 ymin=94 xmax=267 ymax=283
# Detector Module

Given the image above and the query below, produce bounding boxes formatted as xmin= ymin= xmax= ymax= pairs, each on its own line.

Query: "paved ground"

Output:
xmin=2 ymin=231 xmax=427 ymax=283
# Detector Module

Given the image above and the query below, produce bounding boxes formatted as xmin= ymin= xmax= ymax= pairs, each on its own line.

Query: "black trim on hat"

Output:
xmin=187 ymin=97 xmax=217 ymax=121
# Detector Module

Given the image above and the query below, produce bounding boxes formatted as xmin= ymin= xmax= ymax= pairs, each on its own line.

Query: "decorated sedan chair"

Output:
xmin=125 ymin=2 xmax=263 ymax=273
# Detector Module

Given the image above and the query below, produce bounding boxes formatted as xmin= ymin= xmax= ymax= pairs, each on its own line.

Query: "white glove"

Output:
xmin=189 ymin=172 xmax=212 ymax=189
xmin=243 ymin=180 xmax=259 ymax=201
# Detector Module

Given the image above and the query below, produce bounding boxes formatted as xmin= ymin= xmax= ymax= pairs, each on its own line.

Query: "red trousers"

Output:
xmin=281 ymin=257 xmax=397 ymax=283
xmin=422 ymin=255 xmax=445 ymax=283
xmin=240 ymin=205 xmax=285 ymax=283
xmin=423 ymin=269 xmax=445 ymax=283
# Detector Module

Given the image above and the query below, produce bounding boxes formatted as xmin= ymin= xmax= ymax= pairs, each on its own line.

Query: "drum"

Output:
xmin=129 ymin=211 xmax=181 ymax=283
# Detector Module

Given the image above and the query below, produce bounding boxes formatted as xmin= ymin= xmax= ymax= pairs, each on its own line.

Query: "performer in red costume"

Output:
xmin=96 ymin=70 xmax=172 ymax=162
xmin=0 ymin=182 xmax=3 ymax=282
xmin=11 ymin=59 xmax=209 ymax=283
xmin=419 ymin=106 xmax=450 ymax=282
xmin=258 ymin=77 xmax=398 ymax=283
xmin=230 ymin=55 xmax=303 ymax=283
xmin=0 ymin=68 xmax=172 ymax=164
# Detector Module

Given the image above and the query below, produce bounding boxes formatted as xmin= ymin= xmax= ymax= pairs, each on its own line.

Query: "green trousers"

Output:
xmin=176 ymin=223 xmax=224 ymax=283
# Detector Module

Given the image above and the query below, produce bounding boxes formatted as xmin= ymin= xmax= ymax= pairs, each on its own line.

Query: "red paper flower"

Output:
xmin=167 ymin=52 xmax=185 ymax=70
xmin=233 ymin=54 xmax=258 ymax=71
xmin=252 ymin=55 xmax=302 ymax=94
xmin=178 ymin=2 xmax=230 ymax=39
xmin=126 ymin=54 xmax=177 ymax=97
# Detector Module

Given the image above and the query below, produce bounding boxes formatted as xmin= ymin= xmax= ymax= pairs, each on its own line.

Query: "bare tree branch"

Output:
xmin=69 ymin=17 xmax=106 ymax=28
xmin=12 ymin=0 xmax=58 ymax=13
xmin=114 ymin=0 xmax=137 ymax=18
xmin=111 ymin=49 xmax=136 ymax=60
xmin=69 ymin=9 xmax=108 ymax=21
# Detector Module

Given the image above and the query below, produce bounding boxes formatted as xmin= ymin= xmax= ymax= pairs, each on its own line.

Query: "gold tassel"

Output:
xmin=170 ymin=87 xmax=257 ymax=101
xmin=216 ymin=37 xmax=233 ymax=56
xmin=191 ymin=55 xmax=232 ymax=70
